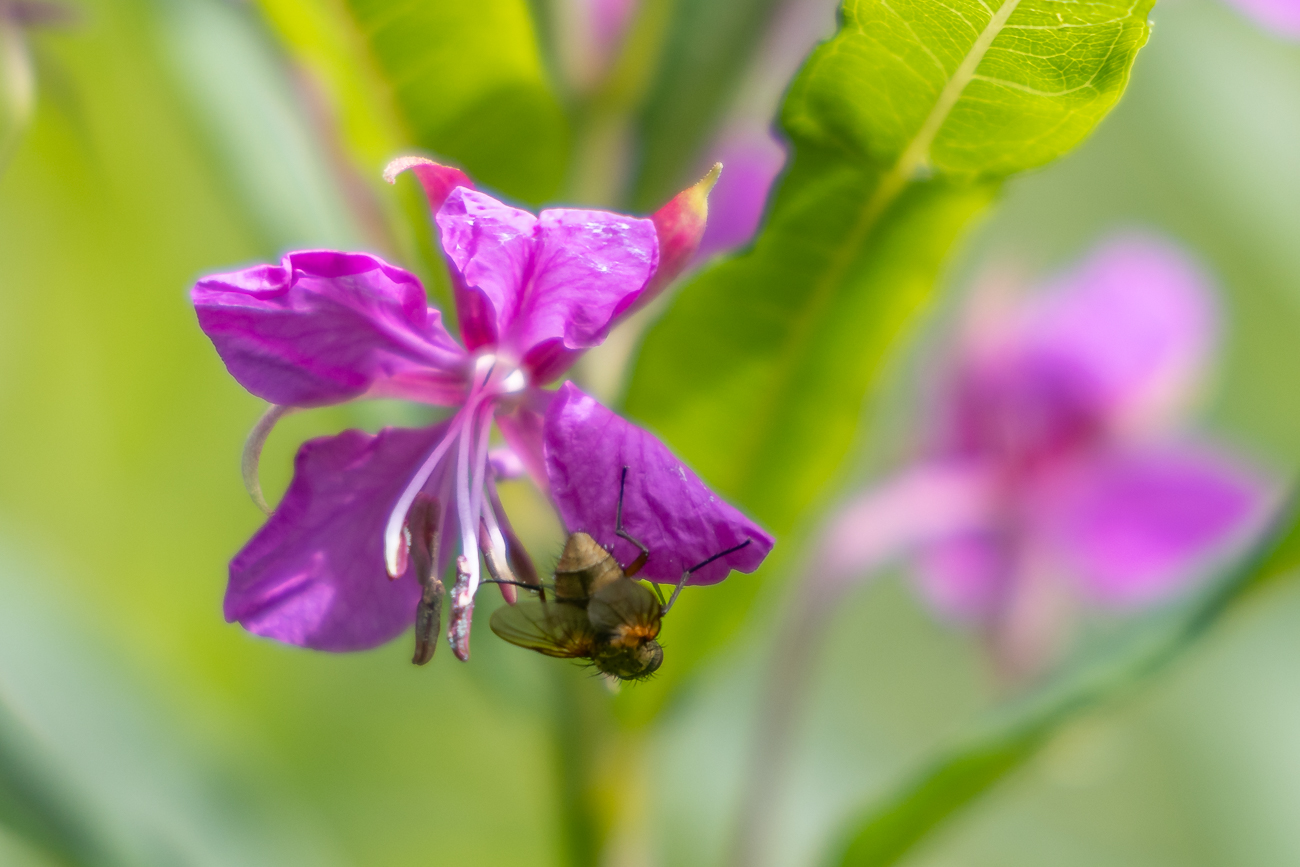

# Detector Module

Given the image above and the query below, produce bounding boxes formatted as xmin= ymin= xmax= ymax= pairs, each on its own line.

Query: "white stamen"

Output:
xmin=480 ymin=503 xmax=511 ymax=577
xmin=454 ymin=401 xmax=482 ymax=598
xmin=500 ymin=368 xmax=526 ymax=394
xmin=467 ymin=410 xmax=496 ymax=596
xmin=383 ymin=410 xmax=467 ymax=577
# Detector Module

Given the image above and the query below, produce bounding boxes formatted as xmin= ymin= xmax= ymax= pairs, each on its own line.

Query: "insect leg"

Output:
xmin=615 ymin=465 xmax=650 ymax=576
xmin=662 ymin=539 xmax=755 ymax=616
xmin=481 ymin=577 xmax=545 ymax=592
xmin=649 ymin=581 xmax=668 ymax=608
xmin=661 ymin=570 xmax=691 ymax=615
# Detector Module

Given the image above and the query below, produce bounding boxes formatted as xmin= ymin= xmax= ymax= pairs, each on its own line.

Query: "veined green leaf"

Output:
xmin=827 ymin=490 xmax=1300 ymax=867
xmin=343 ymin=0 xmax=569 ymax=204
xmin=620 ymin=0 xmax=1155 ymax=713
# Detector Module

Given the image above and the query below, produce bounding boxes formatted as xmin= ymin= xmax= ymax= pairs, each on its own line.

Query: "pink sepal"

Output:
xmin=634 ymin=163 xmax=721 ymax=311
xmin=384 ymin=156 xmax=474 ymax=216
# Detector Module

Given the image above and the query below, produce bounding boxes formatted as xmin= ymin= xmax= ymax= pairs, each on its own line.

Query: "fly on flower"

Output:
xmin=191 ymin=157 xmax=772 ymax=665
xmin=489 ymin=466 xmax=756 ymax=681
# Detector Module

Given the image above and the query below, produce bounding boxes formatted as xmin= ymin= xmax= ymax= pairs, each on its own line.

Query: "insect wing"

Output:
xmin=490 ymin=601 xmax=596 ymax=658
xmin=587 ymin=580 xmax=662 ymax=636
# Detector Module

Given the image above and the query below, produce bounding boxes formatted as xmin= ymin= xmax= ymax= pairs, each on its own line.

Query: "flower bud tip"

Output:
xmin=383 ymin=156 xmax=473 ymax=216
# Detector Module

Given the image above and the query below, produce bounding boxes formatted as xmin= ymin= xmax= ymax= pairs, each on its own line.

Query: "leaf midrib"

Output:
xmin=728 ymin=0 xmax=1024 ymax=511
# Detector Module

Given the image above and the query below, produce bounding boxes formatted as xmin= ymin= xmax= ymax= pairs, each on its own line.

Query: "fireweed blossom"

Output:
xmin=818 ymin=235 xmax=1270 ymax=679
xmin=192 ymin=157 xmax=770 ymax=662
xmin=728 ymin=236 xmax=1272 ymax=867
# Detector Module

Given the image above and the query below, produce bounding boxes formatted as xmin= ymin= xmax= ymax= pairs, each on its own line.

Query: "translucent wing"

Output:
xmin=588 ymin=580 xmax=662 ymax=636
xmin=490 ymin=601 xmax=597 ymax=658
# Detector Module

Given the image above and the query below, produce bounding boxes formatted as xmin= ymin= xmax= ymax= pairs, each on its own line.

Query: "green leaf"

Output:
xmin=156 ymin=0 xmax=363 ymax=253
xmin=629 ymin=0 xmax=786 ymax=209
xmin=343 ymin=0 xmax=569 ymax=204
xmin=827 ymin=490 xmax=1300 ymax=867
xmin=619 ymin=0 xmax=1155 ymax=716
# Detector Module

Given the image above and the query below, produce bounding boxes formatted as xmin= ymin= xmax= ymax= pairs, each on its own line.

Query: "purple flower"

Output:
xmin=554 ymin=0 xmax=641 ymax=91
xmin=818 ymin=235 xmax=1270 ymax=679
xmin=193 ymin=158 xmax=771 ymax=660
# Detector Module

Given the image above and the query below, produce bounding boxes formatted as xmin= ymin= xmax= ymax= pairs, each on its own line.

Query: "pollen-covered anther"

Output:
xmin=447 ymin=555 xmax=475 ymax=661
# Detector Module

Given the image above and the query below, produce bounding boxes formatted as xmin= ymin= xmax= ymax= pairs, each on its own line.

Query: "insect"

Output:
xmin=488 ymin=467 xmax=751 ymax=682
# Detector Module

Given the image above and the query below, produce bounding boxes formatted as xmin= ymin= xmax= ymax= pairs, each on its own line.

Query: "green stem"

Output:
xmin=829 ymin=489 xmax=1300 ymax=867
xmin=551 ymin=667 xmax=606 ymax=867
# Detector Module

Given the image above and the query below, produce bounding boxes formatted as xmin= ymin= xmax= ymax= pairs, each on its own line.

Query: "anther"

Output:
xmin=447 ymin=555 xmax=475 ymax=661
xmin=407 ymin=494 xmax=444 ymax=665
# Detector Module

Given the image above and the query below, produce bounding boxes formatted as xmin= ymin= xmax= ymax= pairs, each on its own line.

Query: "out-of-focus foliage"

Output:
xmin=156 ymin=0 xmax=362 ymax=252
xmin=345 ymin=0 xmax=568 ymax=204
xmin=829 ymin=491 xmax=1300 ymax=867
xmin=1 ymin=11 xmax=35 ymax=162
xmin=630 ymin=0 xmax=785 ymax=208
xmin=620 ymin=0 xmax=1155 ymax=713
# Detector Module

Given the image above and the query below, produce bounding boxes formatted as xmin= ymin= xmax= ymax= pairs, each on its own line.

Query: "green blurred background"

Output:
xmin=1 ymin=0 xmax=1299 ymax=865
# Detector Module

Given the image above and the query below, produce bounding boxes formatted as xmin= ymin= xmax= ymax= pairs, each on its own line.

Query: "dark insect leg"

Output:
xmin=649 ymin=581 xmax=668 ymax=608
xmin=662 ymin=539 xmax=754 ymax=615
xmin=480 ymin=577 xmax=545 ymax=592
xmin=615 ymin=465 xmax=650 ymax=576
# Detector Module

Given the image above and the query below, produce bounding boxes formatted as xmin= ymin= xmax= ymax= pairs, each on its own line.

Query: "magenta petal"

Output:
xmin=513 ymin=207 xmax=657 ymax=381
xmin=497 ymin=391 xmax=553 ymax=496
xmin=1023 ymin=235 xmax=1215 ymax=426
xmin=915 ymin=530 xmax=1010 ymax=622
xmin=224 ymin=424 xmax=445 ymax=650
xmin=1044 ymin=446 xmax=1268 ymax=608
xmin=436 ymin=189 xmax=539 ymax=351
xmin=436 ymin=188 xmax=658 ymax=380
xmin=544 ymin=383 xmax=772 ymax=584
xmin=193 ymin=251 xmax=469 ymax=407
xmin=819 ymin=461 xmax=995 ymax=590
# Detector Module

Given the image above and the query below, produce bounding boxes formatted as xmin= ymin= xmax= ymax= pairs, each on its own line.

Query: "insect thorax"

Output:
xmin=554 ymin=532 xmax=623 ymax=602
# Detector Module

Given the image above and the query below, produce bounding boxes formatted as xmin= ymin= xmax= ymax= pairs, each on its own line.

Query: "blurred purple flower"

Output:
xmin=553 ymin=0 xmax=640 ymax=92
xmin=192 ymin=158 xmax=769 ymax=660
xmin=1223 ymin=0 xmax=1300 ymax=39
xmin=817 ymin=235 xmax=1270 ymax=679
xmin=688 ymin=0 xmax=838 ymax=261
xmin=695 ymin=127 xmax=786 ymax=261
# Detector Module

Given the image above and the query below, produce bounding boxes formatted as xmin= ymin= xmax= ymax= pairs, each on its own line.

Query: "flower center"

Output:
xmin=471 ymin=351 xmax=527 ymax=405
xmin=382 ymin=351 xmax=531 ymax=659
